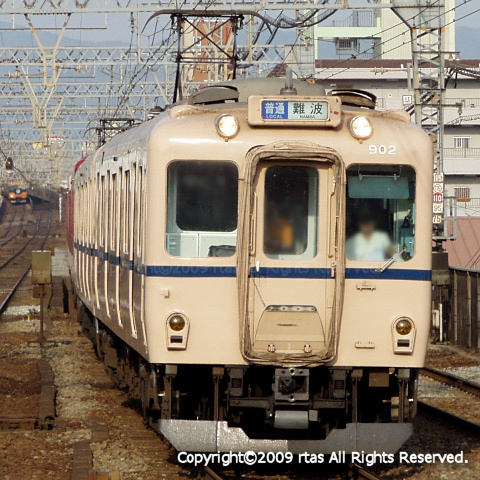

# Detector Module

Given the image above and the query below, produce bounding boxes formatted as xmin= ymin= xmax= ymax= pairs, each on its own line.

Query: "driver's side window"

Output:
xmin=346 ymin=165 xmax=416 ymax=262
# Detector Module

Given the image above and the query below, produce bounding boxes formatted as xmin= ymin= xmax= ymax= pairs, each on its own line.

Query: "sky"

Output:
xmin=455 ymin=0 xmax=480 ymax=28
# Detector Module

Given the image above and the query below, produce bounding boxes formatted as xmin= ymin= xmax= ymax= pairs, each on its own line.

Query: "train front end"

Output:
xmin=7 ymin=186 xmax=27 ymax=204
xmin=142 ymin=80 xmax=433 ymax=454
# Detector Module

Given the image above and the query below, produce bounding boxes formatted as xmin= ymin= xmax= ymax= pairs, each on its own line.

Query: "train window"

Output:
xmin=110 ymin=173 xmax=117 ymax=251
xmin=106 ymin=172 xmax=111 ymax=251
xmin=166 ymin=161 xmax=238 ymax=257
xmin=99 ymin=176 xmax=105 ymax=246
xmin=123 ymin=170 xmax=130 ymax=253
xmin=346 ymin=165 xmax=416 ymax=262
xmin=263 ymin=166 xmax=318 ymax=260
xmin=137 ymin=166 xmax=144 ymax=255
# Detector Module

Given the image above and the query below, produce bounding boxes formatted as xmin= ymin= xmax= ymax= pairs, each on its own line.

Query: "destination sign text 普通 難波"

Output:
xmin=261 ymin=100 xmax=329 ymax=121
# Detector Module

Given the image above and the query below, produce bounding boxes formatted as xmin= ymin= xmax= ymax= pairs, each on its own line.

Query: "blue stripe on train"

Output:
xmin=73 ymin=243 xmax=431 ymax=281
xmin=146 ymin=265 xmax=236 ymax=277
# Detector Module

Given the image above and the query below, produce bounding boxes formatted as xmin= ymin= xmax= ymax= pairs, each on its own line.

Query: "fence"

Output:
xmin=444 ymin=148 xmax=480 ymax=158
xmin=448 ymin=267 xmax=480 ymax=348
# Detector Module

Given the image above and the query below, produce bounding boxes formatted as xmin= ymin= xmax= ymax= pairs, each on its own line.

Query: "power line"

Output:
xmin=318 ymin=0 xmax=477 ymax=81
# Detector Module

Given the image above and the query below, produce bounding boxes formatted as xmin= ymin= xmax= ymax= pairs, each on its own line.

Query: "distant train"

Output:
xmin=5 ymin=186 xmax=28 ymax=204
xmin=69 ymin=77 xmax=433 ymax=454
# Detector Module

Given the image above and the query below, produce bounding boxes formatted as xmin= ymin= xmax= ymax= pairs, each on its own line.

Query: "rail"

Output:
xmin=0 ymin=210 xmax=55 ymax=431
xmin=0 ymin=207 xmax=17 ymax=240
xmin=199 ymin=463 xmax=383 ymax=480
xmin=0 ymin=208 xmax=26 ymax=247
xmin=348 ymin=463 xmax=384 ymax=480
xmin=201 ymin=466 xmax=224 ymax=480
xmin=0 ymin=211 xmax=52 ymax=316
xmin=417 ymin=401 xmax=480 ymax=435
xmin=421 ymin=366 xmax=480 ymax=398
xmin=419 ymin=367 xmax=480 ymax=435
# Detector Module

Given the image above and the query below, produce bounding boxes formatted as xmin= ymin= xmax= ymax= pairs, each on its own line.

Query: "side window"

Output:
xmin=105 ymin=172 xmax=111 ymax=251
xmin=131 ymin=164 xmax=137 ymax=258
xmin=110 ymin=173 xmax=117 ymax=251
xmin=137 ymin=166 xmax=143 ymax=255
xmin=346 ymin=165 xmax=416 ymax=262
xmin=99 ymin=176 xmax=105 ymax=246
xmin=166 ymin=161 xmax=238 ymax=257
xmin=123 ymin=170 xmax=130 ymax=253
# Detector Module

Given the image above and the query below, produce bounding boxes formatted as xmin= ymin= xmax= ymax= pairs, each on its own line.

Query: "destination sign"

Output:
xmin=247 ymin=95 xmax=342 ymax=127
xmin=261 ymin=100 xmax=329 ymax=121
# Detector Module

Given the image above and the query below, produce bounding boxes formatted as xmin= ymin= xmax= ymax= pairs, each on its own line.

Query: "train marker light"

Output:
xmin=349 ymin=116 xmax=373 ymax=140
xmin=166 ymin=313 xmax=190 ymax=350
xmin=392 ymin=317 xmax=415 ymax=354
xmin=395 ymin=318 xmax=413 ymax=335
xmin=215 ymin=114 xmax=239 ymax=140
xmin=169 ymin=314 xmax=186 ymax=332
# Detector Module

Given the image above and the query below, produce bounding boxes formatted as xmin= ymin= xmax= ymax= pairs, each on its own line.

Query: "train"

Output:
xmin=68 ymin=76 xmax=433 ymax=454
xmin=4 ymin=185 xmax=28 ymax=204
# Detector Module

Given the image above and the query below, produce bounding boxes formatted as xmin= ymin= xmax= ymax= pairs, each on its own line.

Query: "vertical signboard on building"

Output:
xmin=433 ymin=173 xmax=444 ymax=224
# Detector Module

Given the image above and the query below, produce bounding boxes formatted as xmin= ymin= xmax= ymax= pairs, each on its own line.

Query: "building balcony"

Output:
xmin=332 ymin=11 xmax=375 ymax=28
xmin=444 ymin=148 xmax=480 ymax=158
xmin=445 ymin=98 xmax=480 ymax=109
xmin=444 ymin=150 xmax=480 ymax=175
xmin=456 ymin=198 xmax=480 ymax=207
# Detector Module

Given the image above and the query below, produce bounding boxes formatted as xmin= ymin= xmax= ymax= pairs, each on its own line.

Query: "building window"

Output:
xmin=453 ymin=136 xmax=471 ymax=149
xmin=454 ymin=186 xmax=471 ymax=202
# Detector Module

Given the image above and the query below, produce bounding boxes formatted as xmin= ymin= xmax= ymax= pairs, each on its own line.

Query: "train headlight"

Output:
xmin=395 ymin=318 xmax=413 ymax=335
xmin=168 ymin=314 xmax=186 ymax=332
xmin=349 ymin=116 xmax=373 ymax=140
xmin=215 ymin=114 xmax=239 ymax=140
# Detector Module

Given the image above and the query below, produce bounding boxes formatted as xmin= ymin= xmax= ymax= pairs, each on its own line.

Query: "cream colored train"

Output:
xmin=69 ymin=77 xmax=433 ymax=454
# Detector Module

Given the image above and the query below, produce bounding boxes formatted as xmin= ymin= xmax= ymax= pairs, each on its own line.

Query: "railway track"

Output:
xmin=201 ymin=466 xmax=224 ymax=480
xmin=0 ymin=208 xmax=27 ymax=248
xmin=0 ymin=206 xmax=55 ymax=432
xmin=419 ymin=365 xmax=480 ymax=435
xmin=417 ymin=400 xmax=480 ymax=435
xmin=348 ymin=463 xmax=384 ymax=480
xmin=0 ymin=206 xmax=18 ymax=240
xmin=0 ymin=212 xmax=51 ymax=315
xmin=198 ymin=461 xmax=384 ymax=480
xmin=421 ymin=365 xmax=480 ymax=398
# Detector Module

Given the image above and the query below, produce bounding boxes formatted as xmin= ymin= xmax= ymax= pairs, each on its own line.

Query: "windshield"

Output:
xmin=346 ymin=165 xmax=416 ymax=262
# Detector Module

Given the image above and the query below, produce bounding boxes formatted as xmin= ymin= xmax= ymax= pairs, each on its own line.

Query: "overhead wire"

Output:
xmin=319 ymin=0 xmax=478 ymax=81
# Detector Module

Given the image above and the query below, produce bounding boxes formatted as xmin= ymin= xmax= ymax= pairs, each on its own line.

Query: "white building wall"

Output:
xmin=315 ymin=1 xmax=455 ymax=60
xmin=379 ymin=2 xmax=455 ymax=59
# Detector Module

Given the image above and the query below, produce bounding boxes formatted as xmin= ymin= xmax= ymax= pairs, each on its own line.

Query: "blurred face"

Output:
xmin=359 ymin=218 xmax=376 ymax=236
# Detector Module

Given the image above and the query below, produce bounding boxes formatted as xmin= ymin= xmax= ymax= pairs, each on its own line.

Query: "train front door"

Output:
xmin=238 ymin=145 xmax=345 ymax=365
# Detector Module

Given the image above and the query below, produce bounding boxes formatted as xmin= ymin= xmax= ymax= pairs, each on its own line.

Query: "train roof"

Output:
xmin=176 ymin=77 xmax=327 ymax=106
xmin=75 ymin=77 xmax=414 ymax=178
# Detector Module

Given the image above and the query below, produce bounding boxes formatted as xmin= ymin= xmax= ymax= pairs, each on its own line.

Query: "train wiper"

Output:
xmin=375 ymin=246 xmax=407 ymax=273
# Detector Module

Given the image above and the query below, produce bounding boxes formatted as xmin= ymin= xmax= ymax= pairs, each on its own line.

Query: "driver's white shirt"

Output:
xmin=346 ymin=231 xmax=391 ymax=262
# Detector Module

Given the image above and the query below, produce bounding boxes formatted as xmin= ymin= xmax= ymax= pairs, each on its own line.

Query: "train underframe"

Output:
xmin=78 ymin=301 xmax=417 ymax=453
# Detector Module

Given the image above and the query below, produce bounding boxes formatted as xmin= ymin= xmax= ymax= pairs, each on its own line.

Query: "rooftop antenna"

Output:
xmin=280 ymin=67 xmax=297 ymax=95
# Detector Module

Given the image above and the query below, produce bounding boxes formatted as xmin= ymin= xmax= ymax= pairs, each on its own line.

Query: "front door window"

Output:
xmin=263 ymin=165 xmax=318 ymax=261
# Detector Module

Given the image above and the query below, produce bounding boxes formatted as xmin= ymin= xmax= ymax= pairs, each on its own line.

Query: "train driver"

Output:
xmin=346 ymin=202 xmax=397 ymax=262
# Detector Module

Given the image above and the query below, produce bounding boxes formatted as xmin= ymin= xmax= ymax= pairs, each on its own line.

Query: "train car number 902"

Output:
xmin=369 ymin=145 xmax=397 ymax=155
